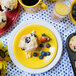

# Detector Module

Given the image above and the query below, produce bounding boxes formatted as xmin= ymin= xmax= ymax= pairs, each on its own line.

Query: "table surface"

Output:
xmin=0 ymin=0 xmax=75 ymax=76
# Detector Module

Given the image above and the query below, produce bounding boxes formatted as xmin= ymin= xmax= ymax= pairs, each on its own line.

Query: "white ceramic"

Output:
xmin=8 ymin=19 xmax=63 ymax=74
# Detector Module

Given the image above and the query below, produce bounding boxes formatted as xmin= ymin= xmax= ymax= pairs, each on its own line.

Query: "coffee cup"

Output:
xmin=19 ymin=0 xmax=47 ymax=13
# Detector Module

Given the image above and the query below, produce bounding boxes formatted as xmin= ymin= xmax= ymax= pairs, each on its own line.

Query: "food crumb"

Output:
xmin=25 ymin=52 xmax=32 ymax=58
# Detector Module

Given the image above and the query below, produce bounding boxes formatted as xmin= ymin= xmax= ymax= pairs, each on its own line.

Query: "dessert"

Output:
xmin=39 ymin=43 xmax=44 ymax=47
xmin=39 ymin=55 xmax=43 ymax=59
xmin=1 ymin=0 xmax=18 ymax=11
xmin=19 ymin=34 xmax=38 ymax=52
xmin=33 ymin=52 xmax=38 ymax=57
xmin=41 ymin=51 xmax=46 ymax=56
xmin=19 ymin=32 xmax=51 ymax=59
xmin=0 ymin=11 xmax=7 ymax=29
xmin=66 ymin=33 xmax=76 ymax=75
xmin=0 ymin=0 xmax=1 ymax=5
xmin=46 ymin=43 xmax=50 ymax=48
xmin=41 ymin=33 xmax=50 ymax=43
xmin=69 ymin=36 xmax=76 ymax=52
xmin=75 ymin=60 xmax=76 ymax=68
xmin=13 ymin=25 xmax=57 ymax=69
xmin=44 ymin=47 xmax=55 ymax=62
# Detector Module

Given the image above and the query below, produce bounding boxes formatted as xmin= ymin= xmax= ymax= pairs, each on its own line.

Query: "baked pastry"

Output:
xmin=0 ymin=11 xmax=7 ymax=29
xmin=1 ymin=0 xmax=18 ymax=11
xmin=0 ymin=0 xmax=1 ymax=5
xmin=69 ymin=36 xmax=76 ymax=52
xmin=19 ymin=34 xmax=38 ymax=52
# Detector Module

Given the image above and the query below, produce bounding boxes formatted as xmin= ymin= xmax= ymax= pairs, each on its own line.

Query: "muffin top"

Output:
xmin=0 ymin=0 xmax=1 ymax=5
xmin=19 ymin=34 xmax=38 ymax=52
xmin=0 ymin=11 xmax=7 ymax=29
xmin=0 ymin=11 xmax=6 ymax=22
xmin=69 ymin=36 xmax=76 ymax=52
xmin=1 ymin=0 xmax=18 ymax=11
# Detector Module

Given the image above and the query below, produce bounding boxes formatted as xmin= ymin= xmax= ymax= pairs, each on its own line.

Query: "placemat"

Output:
xmin=0 ymin=0 xmax=74 ymax=76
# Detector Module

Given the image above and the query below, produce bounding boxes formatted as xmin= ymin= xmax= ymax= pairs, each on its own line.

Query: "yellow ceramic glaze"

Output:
xmin=19 ymin=0 xmax=47 ymax=13
xmin=13 ymin=25 xmax=57 ymax=69
xmin=69 ymin=0 xmax=76 ymax=25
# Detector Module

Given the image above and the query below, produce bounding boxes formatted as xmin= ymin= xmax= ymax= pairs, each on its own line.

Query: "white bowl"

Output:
xmin=8 ymin=19 xmax=63 ymax=74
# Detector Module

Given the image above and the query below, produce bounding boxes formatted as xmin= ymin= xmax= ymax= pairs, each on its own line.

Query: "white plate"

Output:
xmin=8 ymin=19 xmax=63 ymax=74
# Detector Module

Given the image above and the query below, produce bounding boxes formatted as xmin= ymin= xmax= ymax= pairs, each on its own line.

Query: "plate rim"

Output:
xmin=8 ymin=19 xmax=63 ymax=74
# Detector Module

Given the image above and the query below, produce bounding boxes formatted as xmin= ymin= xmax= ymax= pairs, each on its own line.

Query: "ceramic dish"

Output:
xmin=8 ymin=19 xmax=62 ymax=73
xmin=66 ymin=33 xmax=76 ymax=76
xmin=13 ymin=24 xmax=58 ymax=69
xmin=0 ymin=3 xmax=20 ymax=35
xmin=69 ymin=0 xmax=76 ymax=25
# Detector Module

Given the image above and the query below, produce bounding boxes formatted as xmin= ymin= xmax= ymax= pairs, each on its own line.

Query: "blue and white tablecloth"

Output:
xmin=0 ymin=0 xmax=75 ymax=76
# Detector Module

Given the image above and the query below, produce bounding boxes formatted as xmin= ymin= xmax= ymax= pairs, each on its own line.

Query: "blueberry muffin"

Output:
xmin=1 ymin=0 xmax=18 ymax=11
xmin=0 ymin=0 xmax=1 ymax=5
xmin=19 ymin=34 xmax=38 ymax=52
xmin=69 ymin=36 xmax=76 ymax=52
xmin=0 ymin=11 xmax=7 ymax=29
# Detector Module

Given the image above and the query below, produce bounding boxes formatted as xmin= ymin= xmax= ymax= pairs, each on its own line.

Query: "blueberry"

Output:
xmin=39 ymin=55 xmax=43 ymax=59
xmin=73 ymin=5 xmax=76 ymax=10
xmin=72 ymin=11 xmax=76 ymax=17
xmin=4 ymin=6 xmax=11 ymax=11
xmin=2 ymin=19 xmax=6 ymax=23
xmin=46 ymin=52 xmax=50 ymax=56
xmin=25 ymin=37 xmax=31 ymax=43
xmin=34 ymin=34 xmax=36 ymax=37
xmin=41 ymin=51 xmax=46 ymax=56
xmin=31 ymin=34 xmax=33 ymax=36
xmin=21 ymin=48 xmax=25 ymax=50
xmin=46 ymin=44 xmax=50 ymax=48
xmin=33 ymin=52 xmax=38 ymax=57
xmin=39 ymin=44 xmax=43 ymax=47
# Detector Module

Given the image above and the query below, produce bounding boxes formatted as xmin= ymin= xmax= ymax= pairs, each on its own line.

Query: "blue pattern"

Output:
xmin=0 ymin=0 xmax=74 ymax=76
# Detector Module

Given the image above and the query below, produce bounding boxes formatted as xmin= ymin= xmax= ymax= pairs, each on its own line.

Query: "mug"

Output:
xmin=19 ymin=0 xmax=47 ymax=13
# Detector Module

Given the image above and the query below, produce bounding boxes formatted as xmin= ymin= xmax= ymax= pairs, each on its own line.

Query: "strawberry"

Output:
xmin=41 ymin=36 xmax=47 ymax=43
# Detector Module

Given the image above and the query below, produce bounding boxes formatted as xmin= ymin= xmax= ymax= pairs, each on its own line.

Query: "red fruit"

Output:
xmin=41 ymin=36 xmax=47 ymax=43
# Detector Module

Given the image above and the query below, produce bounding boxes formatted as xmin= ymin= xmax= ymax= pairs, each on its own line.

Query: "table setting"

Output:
xmin=0 ymin=0 xmax=76 ymax=76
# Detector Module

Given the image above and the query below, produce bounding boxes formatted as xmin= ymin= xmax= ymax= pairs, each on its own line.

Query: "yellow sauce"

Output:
xmin=55 ymin=3 xmax=69 ymax=15
xmin=13 ymin=24 xmax=57 ymax=69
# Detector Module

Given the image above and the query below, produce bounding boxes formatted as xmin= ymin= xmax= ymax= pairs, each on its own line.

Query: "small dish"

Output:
xmin=13 ymin=24 xmax=58 ymax=69
xmin=69 ymin=0 xmax=76 ymax=25
xmin=8 ymin=19 xmax=62 ymax=73
xmin=0 ymin=2 xmax=20 ymax=35
xmin=66 ymin=33 xmax=76 ymax=76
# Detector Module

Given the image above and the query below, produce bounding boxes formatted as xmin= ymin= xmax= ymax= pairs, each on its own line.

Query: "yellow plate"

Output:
xmin=69 ymin=0 xmax=76 ymax=25
xmin=13 ymin=24 xmax=57 ymax=69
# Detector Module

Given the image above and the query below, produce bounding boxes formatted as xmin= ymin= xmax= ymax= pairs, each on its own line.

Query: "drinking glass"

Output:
xmin=51 ymin=0 xmax=72 ymax=21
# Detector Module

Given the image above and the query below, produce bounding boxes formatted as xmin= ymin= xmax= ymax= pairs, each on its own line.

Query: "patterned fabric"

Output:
xmin=0 ymin=0 xmax=74 ymax=76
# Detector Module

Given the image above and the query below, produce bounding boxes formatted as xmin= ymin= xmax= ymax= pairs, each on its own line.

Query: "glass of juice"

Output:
xmin=51 ymin=0 xmax=72 ymax=21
